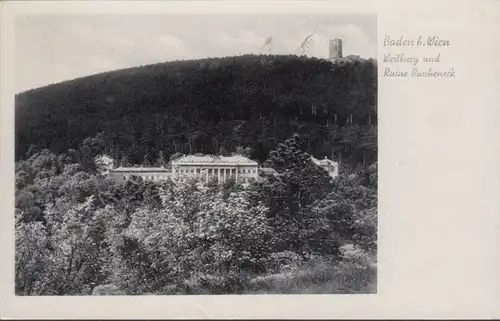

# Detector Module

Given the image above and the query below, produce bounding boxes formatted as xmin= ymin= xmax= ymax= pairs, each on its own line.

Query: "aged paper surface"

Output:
xmin=1 ymin=0 xmax=499 ymax=319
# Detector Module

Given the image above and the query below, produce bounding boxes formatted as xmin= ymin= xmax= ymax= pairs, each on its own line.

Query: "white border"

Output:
xmin=2 ymin=0 xmax=500 ymax=319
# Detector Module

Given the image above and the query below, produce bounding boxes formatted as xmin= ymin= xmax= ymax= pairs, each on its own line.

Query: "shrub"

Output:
xmin=91 ymin=284 xmax=125 ymax=295
xmin=334 ymin=244 xmax=377 ymax=293
xmin=116 ymin=181 xmax=273 ymax=294
xmin=259 ymin=251 xmax=304 ymax=274
xmin=245 ymin=247 xmax=376 ymax=294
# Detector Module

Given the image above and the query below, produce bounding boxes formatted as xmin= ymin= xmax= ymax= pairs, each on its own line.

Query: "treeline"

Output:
xmin=15 ymin=54 xmax=377 ymax=167
xmin=15 ymin=134 xmax=377 ymax=295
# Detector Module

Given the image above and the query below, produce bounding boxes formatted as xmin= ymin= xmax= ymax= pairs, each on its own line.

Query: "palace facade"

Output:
xmin=171 ymin=154 xmax=258 ymax=184
xmin=107 ymin=154 xmax=338 ymax=184
xmin=108 ymin=154 xmax=258 ymax=184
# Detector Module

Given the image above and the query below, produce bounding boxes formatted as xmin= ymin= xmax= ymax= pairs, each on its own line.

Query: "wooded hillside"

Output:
xmin=15 ymin=54 xmax=377 ymax=167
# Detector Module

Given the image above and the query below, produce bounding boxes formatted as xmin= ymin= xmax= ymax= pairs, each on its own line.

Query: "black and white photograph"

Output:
xmin=14 ymin=12 xmax=377 ymax=296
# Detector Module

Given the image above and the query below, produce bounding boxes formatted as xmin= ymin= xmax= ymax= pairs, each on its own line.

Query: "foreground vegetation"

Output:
xmin=15 ymin=134 xmax=377 ymax=295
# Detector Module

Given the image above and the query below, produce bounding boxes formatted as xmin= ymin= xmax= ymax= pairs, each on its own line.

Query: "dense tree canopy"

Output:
xmin=15 ymin=54 xmax=377 ymax=168
xmin=15 ymin=134 xmax=377 ymax=295
xmin=14 ymin=54 xmax=378 ymax=294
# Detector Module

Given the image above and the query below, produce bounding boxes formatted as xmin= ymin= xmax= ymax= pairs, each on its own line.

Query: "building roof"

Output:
xmin=110 ymin=167 xmax=171 ymax=173
xmin=310 ymin=156 xmax=338 ymax=167
xmin=259 ymin=167 xmax=278 ymax=174
xmin=172 ymin=154 xmax=258 ymax=166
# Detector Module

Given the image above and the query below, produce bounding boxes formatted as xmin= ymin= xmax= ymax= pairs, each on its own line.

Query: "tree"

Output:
xmin=119 ymin=155 xmax=131 ymax=167
xmin=257 ymin=134 xmax=334 ymax=254
xmin=170 ymin=152 xmax=183 ymax=161
xmin=15 ymin=190 xmax=42 ymax=223
xmin=117 ymin=181 xmax=272 ymax=294
xmin=263 ymin=134 xmax=309 ymax=173
xmin=155 ymin=151 xmax=166 ymax=167
xmin=16 ymin=195 xmax=112 ymax=295
xmin=25 ymin=144 xmax=39 ymax=158
xmin=263 ymin=134 xmax=331 ymax=210
xmin=15 ymin=220 xmax=50 ymax=295
xmin=235 ymin=146 xmax=252 ymax=158
xmin=16 ymin=55 xmax=377 ymax=168
xmin=219 ymin=145 xmax=230 ymax=157
xmin=143 ymin=154 xmax=153 ymax=167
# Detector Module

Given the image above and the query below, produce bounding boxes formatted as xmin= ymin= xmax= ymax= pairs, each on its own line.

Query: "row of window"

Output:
xmin=177 ymin=176 xmax=253 ymax=183
xmin=119 ymin=173 xmax=257 ymax=182
xmin=176 ymin=167 xmax=257 ymax=174
xmin=122 ymin=175 xmax=169 ymax=181
xmin=116 ymin=168 xmax=258 ymax=182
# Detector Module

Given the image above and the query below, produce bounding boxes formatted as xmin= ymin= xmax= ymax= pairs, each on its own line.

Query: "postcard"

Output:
xmin=1 ymin=0 xmax=499 ymax=319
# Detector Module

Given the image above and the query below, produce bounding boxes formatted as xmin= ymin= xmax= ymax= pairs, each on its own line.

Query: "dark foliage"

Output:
xmin=15 ymin=54 xmax=377 ymax=168
xmin=15 ymin=133 xmax=377 ymax=295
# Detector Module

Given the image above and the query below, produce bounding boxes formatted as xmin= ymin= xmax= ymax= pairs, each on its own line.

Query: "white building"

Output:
xmin=310 ymin=156 xmax=339 ymax=178
xmin=108 ymin=154 xmax=259 ymax=184
xmin=95 ymin=154 xmax=115 ymax=175
xmin=108 ymin=166 xmax=172 ymax=183
xmin=172 ymin=154 xmax=258 ymax=184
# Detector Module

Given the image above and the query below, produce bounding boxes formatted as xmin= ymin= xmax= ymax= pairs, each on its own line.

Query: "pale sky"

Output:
xmin=16 ymin=14 xmax=376 ymax=93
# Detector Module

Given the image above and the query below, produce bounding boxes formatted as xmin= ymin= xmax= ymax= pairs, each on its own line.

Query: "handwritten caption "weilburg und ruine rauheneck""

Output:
xmin=383 ymin=35 xmax=456 ymax=78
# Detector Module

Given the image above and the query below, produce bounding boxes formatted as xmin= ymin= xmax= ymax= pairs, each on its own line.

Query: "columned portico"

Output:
xmin=171 ymin=154 xmax=259 ymax=185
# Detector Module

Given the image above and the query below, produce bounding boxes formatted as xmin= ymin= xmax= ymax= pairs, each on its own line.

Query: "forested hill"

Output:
xmin=15 ymin=54 xmax=377 ymax=166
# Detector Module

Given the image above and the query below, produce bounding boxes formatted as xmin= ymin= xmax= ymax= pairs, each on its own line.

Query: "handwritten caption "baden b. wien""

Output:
xmin=383 ymin=35 xmax=456 ymax=78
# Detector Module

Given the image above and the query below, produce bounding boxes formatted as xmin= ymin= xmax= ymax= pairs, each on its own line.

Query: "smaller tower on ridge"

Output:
xmin=329 ymin=38 xmax=343 ymax=59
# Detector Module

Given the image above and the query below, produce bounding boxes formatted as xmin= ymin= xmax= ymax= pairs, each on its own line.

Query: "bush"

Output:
xmin=334 ymin=244 xmax=377 ymax=293
xmin=112 ymin=181 xmax=274 ymax=294
xmin=259 ymin=251 xmax=304 ymax=274
xmin=245 ymin=247 xmax=376 ymax=294
xmin=92 ymin=284 xmax=125 ymax=295
xmin=14 ymin=138 xmax=377 ymax=295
